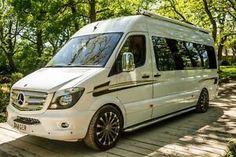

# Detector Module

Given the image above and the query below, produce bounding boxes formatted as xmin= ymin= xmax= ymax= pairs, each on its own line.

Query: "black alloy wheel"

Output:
xmin=84 ymin=105 xmax=123 ymax=150
xmin=196 ymin=88 xmax=209 ymax=113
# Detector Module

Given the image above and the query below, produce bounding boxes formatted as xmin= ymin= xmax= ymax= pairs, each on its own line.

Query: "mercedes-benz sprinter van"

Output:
xmin=7 ymin=11 xmax=218 ymax=150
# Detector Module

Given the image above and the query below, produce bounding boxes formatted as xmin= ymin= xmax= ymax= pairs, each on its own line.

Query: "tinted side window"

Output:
xmin=109 ymin=35 xmax=146 ymax=76
xmin=180 ymin=42 xmax=202 ymax=69
xmin=119 ymin=35 xmax=146 ymax=68
xmin=206 ymin=46 xmax=217 ymax=69
xmin=152 ymin=36 xmax=176 ymax=71
xmin=152 ymin=36 xmax=217 ymax=71
xmin=192 ymin=44 xmax=208 ymax=69
xmin=167 ymin=39 xmax=184 ymax=70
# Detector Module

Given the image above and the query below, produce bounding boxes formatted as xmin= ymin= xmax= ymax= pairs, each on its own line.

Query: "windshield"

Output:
xmin=46 ymin=33 xmax=122 ymax=67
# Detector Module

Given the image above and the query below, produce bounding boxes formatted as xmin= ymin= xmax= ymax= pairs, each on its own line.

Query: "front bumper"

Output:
xmin=7 ymin=105 xmax=95 ymax=141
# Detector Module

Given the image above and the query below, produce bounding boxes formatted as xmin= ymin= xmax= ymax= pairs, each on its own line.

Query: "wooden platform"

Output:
xmin=1 ymin=82 xmax=236 ymax=157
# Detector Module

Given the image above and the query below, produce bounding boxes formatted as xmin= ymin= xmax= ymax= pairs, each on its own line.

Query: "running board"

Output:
xmin=124 ymin=107 xmax=196 ymax=132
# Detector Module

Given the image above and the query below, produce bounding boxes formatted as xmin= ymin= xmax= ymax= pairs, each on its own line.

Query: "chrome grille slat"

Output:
xmin=24 ymin=91 xmax=46 ymax=97
xmin=12 ymin=103 xmax=43 ymax=111
xmin=11 ymin=90 xmax=48 ymax=111
xmin=26 ymin=99 xmax=45 ymax=104
xmin=25 ymin=94 xmax=47 ymax=98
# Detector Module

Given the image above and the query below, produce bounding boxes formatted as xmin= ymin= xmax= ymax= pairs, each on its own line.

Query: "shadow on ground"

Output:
xmin=1 ymin=83 xmax=235 ymax=157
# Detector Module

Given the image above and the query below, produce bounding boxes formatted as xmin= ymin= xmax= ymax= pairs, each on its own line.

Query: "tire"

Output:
xmin=84 ymin=105 xmax=123 ymax=150
xmin=196 ymin=88 xmax=209 ymax=113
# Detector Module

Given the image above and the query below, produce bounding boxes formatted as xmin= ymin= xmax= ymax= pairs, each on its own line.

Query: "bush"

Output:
xmin=221 ymin=60 xmax=230 ymax=66
xmin=0 ymin=83 xmax=10 ymax=122
xmin=227 ymin=141 xmax=236 ymax=157
xmin=11 ymin=72 xmax=24 ymax=84
xmin=219 ymin=66 xmax=236 ymax=83
xmin=0 ymin=85 xmax=10 ymax=113
xmin=0 ymin=72 xmax=24 ymax=122
xmin=0 ymin=75 xmax=11 ymax=84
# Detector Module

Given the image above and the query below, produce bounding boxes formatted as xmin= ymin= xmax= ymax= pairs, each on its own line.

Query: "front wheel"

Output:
xmin=196 ymin=88 xmax=209 ymax=113
xmin=84 ymin=105 xmax=123 ymax=150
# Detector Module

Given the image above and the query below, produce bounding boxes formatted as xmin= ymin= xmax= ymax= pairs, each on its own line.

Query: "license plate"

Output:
xmin=13 ymin=122 xmax=27 ymax=132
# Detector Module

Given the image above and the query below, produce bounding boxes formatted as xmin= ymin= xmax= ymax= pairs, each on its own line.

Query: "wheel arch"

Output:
xmin=199 ymin=79 xmax=217 ymax=100
xmin=88 ymin=96 xmax=127 ymax=128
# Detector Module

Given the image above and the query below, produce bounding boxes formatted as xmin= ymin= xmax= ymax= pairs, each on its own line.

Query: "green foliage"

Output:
xmin=0 ymin=79 xmax=10 ymax=120
xmin=0 ymin=73 xmax=24 ymax=121
xmin=0 ymin=0 xmax=234 ymax=78
xmin=11 ymin=72 xmax=24 ymax=84
xmin=219 ymin=66 xmax=236 ymax=81
xmin=227 ymin=141 xmax=236 ymax=157
xmin=221 ymin=60 xmax=230 ymax=66
xmin=0 ymin=85 xmax=9 ymax=122
xmin=0 ymin=85 xmax=10 ymax=113
xmin=156 ymin=0 xmax=236 ymax=61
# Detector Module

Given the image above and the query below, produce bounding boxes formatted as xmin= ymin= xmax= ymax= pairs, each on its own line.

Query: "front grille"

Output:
xmin=11 ymin=90 xmax=48 ymax=111
xmin=14 ymin=116 xmax=40 ymax=125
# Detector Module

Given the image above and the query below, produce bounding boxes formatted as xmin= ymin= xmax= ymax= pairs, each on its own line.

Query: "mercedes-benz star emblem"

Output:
xmin=17 ymin=93 xmax=25 ymax=105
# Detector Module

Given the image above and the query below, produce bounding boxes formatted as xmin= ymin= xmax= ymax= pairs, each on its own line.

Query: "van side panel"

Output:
xmin=148 ymin=19 xmax=218 ymax=119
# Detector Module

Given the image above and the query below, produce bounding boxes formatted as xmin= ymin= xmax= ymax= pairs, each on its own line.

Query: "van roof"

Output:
xmin=139 ymin=10 xmax=209 ymax=34
xmin=72 ymin=13 xmax=213 ymax=46
xmin=72 ymin=15 xmax=146 ymax=36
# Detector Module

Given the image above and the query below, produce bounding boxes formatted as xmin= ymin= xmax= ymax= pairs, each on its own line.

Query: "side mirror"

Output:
xmin=122 ymin=52 xmax=135 ymax=72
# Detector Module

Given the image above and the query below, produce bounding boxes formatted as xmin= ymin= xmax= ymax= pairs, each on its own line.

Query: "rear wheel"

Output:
xmin=84 ymin=105 xmax=123 ymax=150
xmin=196 ymin=88 xmax=209 ymax=113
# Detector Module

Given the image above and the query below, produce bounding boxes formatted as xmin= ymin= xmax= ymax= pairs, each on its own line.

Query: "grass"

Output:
xmin=227 ymin=141 xmax=236 ymax=157
xmin=220 ymin=66 xmax=236 ymax=79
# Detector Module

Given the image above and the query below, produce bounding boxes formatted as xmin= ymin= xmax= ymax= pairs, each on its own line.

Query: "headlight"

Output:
xmin=48 ymin=87 xmax=85 ymax=109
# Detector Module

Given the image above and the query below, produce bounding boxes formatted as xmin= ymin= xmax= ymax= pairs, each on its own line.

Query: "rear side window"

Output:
xmin=152 ymin=36 xmax=175 ymax=71
xmin=152 ymin=36 xmax=217 ymax=71
xmin=206 ymin=46 xmax=217 ymax=69
xmin=184 ymin=42 xmax=205 ymax=68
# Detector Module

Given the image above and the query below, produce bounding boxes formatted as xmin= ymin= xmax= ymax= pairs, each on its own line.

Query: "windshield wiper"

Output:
xmin=45 ymin=65 xmax=102 ymax=68
xmin=45 ymin=65 xmax=69 ymax=68
xmin=68 ymin=65 xmax=102 ymax=68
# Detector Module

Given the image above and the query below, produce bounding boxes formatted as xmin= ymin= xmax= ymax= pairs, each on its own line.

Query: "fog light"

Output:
xmin=61 ymin=122 xmax=69 ymax=128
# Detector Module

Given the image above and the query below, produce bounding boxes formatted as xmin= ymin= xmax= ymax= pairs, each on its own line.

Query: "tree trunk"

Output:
xmin=68 ymin=0 xmax=79 ymax=31
xmin=5 ymin=20 xmax=17 ymax=72
xmin=218 ymin=45 xmax=223 ymax=61
xmin=5 ymin=52 xmax=16 ymax=72
xmin=36 ymin=28 xmax=43 ymax=57
xmin=202 ymin=0 xmax=217 ymax=41
xmin=225 ymin=49 xmax=228 ymax=58
xmin=218 ymin=36 xmax=227 ymax=61
xmin=233 ymin=48 xmax=236 ymax=63
xmin=89 ymin=0 xmax=96 ymax=23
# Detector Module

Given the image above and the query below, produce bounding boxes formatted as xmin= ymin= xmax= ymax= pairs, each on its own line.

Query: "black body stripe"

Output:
xmin=93 ymin=81 xmax=153 ymax=97
xmin=199 ymin=77 xmax=218 ymax=82
xmin=94 ymin=81 xmax=110 ymax=90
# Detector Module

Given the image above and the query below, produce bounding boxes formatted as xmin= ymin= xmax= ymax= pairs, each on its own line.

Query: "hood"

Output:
xmin=13 ymin=67 xmax=102 ymax=92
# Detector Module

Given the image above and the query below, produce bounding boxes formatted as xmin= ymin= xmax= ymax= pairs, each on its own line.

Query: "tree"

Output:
xmin=157 ymin=0 xmax=236 ymax=61
xmin=0 ymin=0 xmax=22 ymax=72
xmin=0 ymin=0 xmax=235 ymax=75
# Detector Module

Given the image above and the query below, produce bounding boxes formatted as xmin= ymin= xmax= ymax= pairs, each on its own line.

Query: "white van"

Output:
xmin=7 ymin=11 xmax=218 ymax=150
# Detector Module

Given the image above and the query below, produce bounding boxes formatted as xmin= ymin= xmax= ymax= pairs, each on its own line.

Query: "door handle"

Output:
xmin=142 ymin=74 xmax=150 ymax=79
xmin=154 ymin=73 xmax=161 ymax=77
